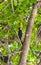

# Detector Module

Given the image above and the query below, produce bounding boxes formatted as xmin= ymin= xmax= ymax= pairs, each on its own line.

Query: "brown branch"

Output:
xmin=0 ymin=41 xmax=5 ymax=46
xmin=19 ymin=2 xmax=41 ymax=65
xmin=0 ymin=37 xmax=22 ymax=46
xmin=0 ymin=23 xmax=22 ymax=46
xmin=30 ymin=47 xmax=37 ymax=57
xmin=37 ymin=59 xmax=41 ymax=65
xmin=30 ymin=47 xmax=41 ymax=58
xmin=30 ymin=47 xmax=41 ymax=65
xmin=0 ymin=51 xmax=22 ymax=57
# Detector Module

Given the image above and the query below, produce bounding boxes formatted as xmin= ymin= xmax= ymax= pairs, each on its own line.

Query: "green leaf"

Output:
xmin=14 ymin=0 xmax=17 ymax=6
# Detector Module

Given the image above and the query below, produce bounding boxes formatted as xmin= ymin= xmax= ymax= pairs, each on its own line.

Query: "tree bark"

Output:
xmin=39 ymin=61 xmax=41 ymax=65
xmin=19 ymin=2 xmax=41 ymax=65
xmin=37 ymin=59 xmax=41 ymax=65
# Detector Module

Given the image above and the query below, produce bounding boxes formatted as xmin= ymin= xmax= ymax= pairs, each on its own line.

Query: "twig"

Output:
xmin=2 ymin=3 xmax=10 ymax=12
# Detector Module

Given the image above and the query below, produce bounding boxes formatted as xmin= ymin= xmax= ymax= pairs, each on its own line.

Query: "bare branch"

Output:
xmin=30 ymin=47 xmax=41 ymax=57
xmin=10 ymin=0 xmax=14 ymax=13
xmin=0 ymin=37 xmax=22 ymax=46
xmin=0 ymin=51 xmax=22 ymax=57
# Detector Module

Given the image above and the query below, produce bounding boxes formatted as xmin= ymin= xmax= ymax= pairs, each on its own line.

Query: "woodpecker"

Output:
xmin=18 ymin=23 xmax=23 ymax=42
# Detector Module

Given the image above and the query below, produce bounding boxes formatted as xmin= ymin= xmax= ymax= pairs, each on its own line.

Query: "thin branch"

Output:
xmin=30 ymin=47 xmax=41 ymax=65
xmin=0 ymin=37 xmax=22 ymax=46
xmin=2 ymin=3 xmax=10 ymax=12
xmin=0 ymin=51 xmax=22 ymax=57
xmin=30 ymin=47 xmax=37 ymax=57
xmin=10 ymin=0 xmax=14 ymax=13
xmin=30 ymin=47 xmax=41 ymax=58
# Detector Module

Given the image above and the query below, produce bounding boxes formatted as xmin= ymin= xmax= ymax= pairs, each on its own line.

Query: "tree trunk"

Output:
xmin=39 ymin=62 xmax=41 ymax=65
xmin=19 ymin=2 xmax=41 ymax=65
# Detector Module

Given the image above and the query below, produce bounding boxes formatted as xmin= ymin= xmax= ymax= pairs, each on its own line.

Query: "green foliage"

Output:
xmin=14 ymin=0 xmax=17 ymax=6
xmin=0 ymin=0 xmax=41 ymax=65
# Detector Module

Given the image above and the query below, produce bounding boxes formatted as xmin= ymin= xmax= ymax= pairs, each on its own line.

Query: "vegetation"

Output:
xmin=0 ymin=0 xmax=41 ymax=65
